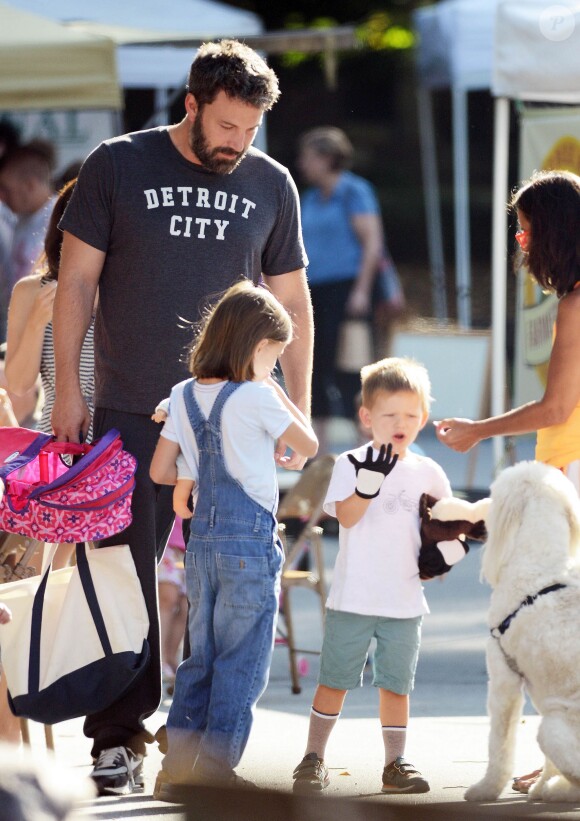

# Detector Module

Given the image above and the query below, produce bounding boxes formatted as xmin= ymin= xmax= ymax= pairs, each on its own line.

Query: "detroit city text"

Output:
xmin=144 ymin=186 xmax=257 ymax=240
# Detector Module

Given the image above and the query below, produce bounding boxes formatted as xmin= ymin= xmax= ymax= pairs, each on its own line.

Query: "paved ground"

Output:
xmin=11 ymin=428 xmax=576 ymax=821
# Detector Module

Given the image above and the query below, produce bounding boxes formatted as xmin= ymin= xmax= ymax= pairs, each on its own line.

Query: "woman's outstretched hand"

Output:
xmin=434 ymin=418 xmax=480 ymax=453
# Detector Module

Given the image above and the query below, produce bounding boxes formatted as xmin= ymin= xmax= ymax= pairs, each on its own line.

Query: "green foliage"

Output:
xmin=357 ymin=11 xmax=416 ymax=50
xmin=280 ymin=14 xmax=338 ymax=68
xmin=278 ymin=10 xmax=415 ymax=69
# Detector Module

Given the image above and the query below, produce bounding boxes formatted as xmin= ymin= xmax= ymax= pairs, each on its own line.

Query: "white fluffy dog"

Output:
xmin=466 ymin=460 xmax=580 ymax=803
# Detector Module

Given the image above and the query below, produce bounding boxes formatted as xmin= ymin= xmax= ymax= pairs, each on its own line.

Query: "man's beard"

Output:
xmin=189 ymin=113 xmax=246 ymax=175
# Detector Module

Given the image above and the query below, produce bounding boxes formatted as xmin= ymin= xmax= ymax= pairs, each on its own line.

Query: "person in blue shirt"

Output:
xmin=297 ymin=127 xmax=383 ymax=450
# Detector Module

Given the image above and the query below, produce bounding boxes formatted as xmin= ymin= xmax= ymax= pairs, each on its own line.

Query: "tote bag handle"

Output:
xmin=28 ymin=543 xmax=112 ymax=696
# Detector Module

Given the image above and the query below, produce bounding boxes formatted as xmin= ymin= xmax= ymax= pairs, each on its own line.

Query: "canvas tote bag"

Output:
xmin=0 ymin=542 xmax=149 ymax=724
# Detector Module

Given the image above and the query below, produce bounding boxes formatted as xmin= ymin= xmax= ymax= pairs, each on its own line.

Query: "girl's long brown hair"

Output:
xmin=42 ymin=178 xmax=77 ymax=281
xmin=189 ymin=280 xmax=293 ymax=382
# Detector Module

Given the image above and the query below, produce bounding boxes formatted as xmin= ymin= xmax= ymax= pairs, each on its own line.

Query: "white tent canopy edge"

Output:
xmin=2 ymin=0 xmax=263 ymax=91
xmin=0 ymin=1 xmax=122 ymax=110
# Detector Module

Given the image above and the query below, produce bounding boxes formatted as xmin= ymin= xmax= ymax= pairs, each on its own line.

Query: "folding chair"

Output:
xmin=276 ymin=454 xmax=335 ymax=694
xmin=0 ymin=533 xmax=40 ymax=583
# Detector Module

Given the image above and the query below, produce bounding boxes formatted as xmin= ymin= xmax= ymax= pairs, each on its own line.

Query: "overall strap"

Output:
xmin=182 ymin=378 xmax=204 ymax=438
xmin=182 ymin=379 xmax=242 ymax=454
xmin=207 ymin=380 xmax=242 ymax=426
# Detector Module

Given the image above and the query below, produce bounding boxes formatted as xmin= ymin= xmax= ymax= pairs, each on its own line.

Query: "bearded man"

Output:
xmin=52 ymin=39 xmax=313 ymax=796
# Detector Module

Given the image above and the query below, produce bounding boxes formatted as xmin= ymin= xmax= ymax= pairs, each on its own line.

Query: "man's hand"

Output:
xmin=274 ymin=437 xmax=307 ymax=471
xmin=347 ymin=443 xmax=398 ymax=499
xmin=51 ymin=390 xmax=91 ymax=443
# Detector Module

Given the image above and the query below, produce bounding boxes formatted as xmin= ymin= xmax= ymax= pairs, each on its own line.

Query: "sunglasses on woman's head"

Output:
xmin=515 ymin=229 xmax=530 ymax=252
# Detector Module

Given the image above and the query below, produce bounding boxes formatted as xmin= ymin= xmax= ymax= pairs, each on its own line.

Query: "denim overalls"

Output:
xmin=164 ymin=379 xmax=283 ymax=782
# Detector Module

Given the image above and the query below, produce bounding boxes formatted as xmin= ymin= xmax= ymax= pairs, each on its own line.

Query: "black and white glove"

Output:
xmin=347 ymin=444 xmax=398 ymax=499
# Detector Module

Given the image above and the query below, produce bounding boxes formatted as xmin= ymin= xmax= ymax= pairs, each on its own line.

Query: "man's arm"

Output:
xmin=51 ymin=231 xmax=105 ymax=442
xmin=264 ymin=268 xmax=314 ymax=470
xmin=264 ymin=268 xmax=313 ymax=416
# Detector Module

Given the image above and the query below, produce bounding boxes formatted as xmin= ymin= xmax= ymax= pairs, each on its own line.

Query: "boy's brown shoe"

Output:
xmin=381 ymin=757 xmax=430 ymax=794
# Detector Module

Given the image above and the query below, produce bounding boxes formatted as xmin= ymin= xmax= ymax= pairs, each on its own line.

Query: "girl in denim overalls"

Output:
xmin=150 ymin=281 xmax=318 ymax=797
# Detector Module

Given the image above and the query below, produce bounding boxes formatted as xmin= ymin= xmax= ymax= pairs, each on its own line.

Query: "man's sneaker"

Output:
xmin=292 ymin=752 xmax=330 ymax=793
xmin=381 ymin=757 xmax=430 ymax=794
xmin=91 ymin=746 xmax=144 ymax=796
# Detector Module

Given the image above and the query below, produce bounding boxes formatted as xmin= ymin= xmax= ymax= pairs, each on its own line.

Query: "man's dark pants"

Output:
xmin=84 ymin=408 xmax=174 ymax=757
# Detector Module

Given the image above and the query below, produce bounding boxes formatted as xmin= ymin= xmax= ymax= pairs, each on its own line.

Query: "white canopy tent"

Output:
xmin=2 ymin=0 xmax=263 ymax=92
xmin=2 ymin=0 xmax=357 ymax=176
xmin=3 ymin=0 xmax=356 ymax=127
xmin=413 ymin=0 xmax=500 ymax=327
xmin=490 ymin=1 xmax=580 ymax=467
xmin=0 ymin=1 xmax=122 ymax=111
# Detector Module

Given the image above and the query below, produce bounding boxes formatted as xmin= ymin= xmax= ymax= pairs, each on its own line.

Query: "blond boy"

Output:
xmin=292 ymin=357 xmax=461 ymax=794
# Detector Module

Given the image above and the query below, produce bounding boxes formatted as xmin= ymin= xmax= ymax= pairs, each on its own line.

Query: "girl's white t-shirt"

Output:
xmin=161 ymin=379 xmax=294 ymax=512
xmin=323 ymin=444 xmax=453 ymax=618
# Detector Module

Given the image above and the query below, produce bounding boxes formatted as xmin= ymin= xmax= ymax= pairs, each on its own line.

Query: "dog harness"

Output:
xmin=491 ymin=584 xmax=567 ymax=678
xmin=490 ymin=583 xmax=568 ymax=638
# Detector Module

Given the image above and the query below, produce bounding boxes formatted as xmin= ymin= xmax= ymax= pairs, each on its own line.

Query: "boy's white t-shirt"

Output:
xmin=161 ymin=379 xmax=294 ymax=512
xmin=324 ymin=443 xmax=453 ymax=618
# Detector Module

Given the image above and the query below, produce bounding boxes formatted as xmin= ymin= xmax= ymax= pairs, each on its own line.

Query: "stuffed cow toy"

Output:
xmin=418 ymin=493 xmax=491 ymax=580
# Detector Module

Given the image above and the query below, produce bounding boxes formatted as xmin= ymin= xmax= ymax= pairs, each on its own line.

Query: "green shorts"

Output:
xmin=318 ymin=609 xmax=423 ymax=695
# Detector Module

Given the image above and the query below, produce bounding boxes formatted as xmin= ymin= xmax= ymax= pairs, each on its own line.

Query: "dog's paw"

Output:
xmin=465 ymin=780 xmax=502 ymax=802
xmin=529 ymin=775 xmax=580 ymax=803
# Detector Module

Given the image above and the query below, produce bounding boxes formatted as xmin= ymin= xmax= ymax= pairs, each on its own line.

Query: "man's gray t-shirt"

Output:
xmin=60 ymin=127 xmax=307 ymax=414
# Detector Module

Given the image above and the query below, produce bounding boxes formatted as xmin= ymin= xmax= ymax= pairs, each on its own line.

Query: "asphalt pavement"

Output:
xmin=12 ymin=426 xmax=579 ymax=821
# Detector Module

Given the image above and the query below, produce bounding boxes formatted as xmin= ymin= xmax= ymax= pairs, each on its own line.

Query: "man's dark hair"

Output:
xmin=187 ymin=39 xmax=280 ymax=111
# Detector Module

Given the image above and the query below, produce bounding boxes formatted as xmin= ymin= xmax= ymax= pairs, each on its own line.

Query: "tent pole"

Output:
xmin=154 ymin=87 xmax=170 ymax=125
xmin=452 ymin=86 xmax=471 ymax=329
xmin=417 ymin=85 xmax=447 ymax=322
xmin=491 ymin=96 xmax=510 ymax=473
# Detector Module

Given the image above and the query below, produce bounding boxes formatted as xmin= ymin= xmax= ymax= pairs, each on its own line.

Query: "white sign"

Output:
xmin=392 ymin=328 xmax=490 ymax=420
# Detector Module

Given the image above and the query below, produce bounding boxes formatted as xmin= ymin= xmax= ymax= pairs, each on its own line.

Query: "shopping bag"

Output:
xmin=0 ymin=427 xmax=137 ymax=543
xmin=374 ymin=249 xmax=406 ymax=324
xmin=336 ymin=318 xmax=374 ymax=372
xmin=0 ymin=542 xmax=150 ymax=724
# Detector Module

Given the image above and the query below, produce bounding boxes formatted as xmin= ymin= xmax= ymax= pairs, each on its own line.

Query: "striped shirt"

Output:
xmin=39 ymin=318 xmax=95 ymax=441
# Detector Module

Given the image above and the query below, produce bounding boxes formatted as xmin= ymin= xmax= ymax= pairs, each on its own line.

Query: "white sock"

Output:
xmin=305 ymin=707 xmax=340 ymax=760
xmin=382 ymin=725 xmax=407 ymax=766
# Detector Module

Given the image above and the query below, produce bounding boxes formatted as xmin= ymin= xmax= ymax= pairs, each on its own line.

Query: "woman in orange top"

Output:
xmin=436 ymin=169 xmax=580 ymax=791
xmin=436 ymin=170 xmax=580 ymax=469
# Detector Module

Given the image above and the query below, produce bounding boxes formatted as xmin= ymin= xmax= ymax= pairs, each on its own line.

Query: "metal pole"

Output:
xmin=417 ymin=85 xmax=448 ymax=322
xmin=452 ymin=86 xmax=471 ymax=329
xmin=491 ymin=96 xmax=510 ymax=472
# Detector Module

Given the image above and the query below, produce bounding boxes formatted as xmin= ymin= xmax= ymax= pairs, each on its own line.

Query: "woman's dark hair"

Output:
xmin=511 ymin=170 xmax=580 ymax=297
xmin=43 ymin=178 xmax=76 ymax=281
xmin=188 ymin=280 xmax=292 ymax=382
xmin=298 ymin=127 xmax=354 ymax=172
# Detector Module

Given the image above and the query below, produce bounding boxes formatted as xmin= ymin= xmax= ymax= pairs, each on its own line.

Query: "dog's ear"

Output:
xmin=480 ymin=482 xmax=522 ymax=587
